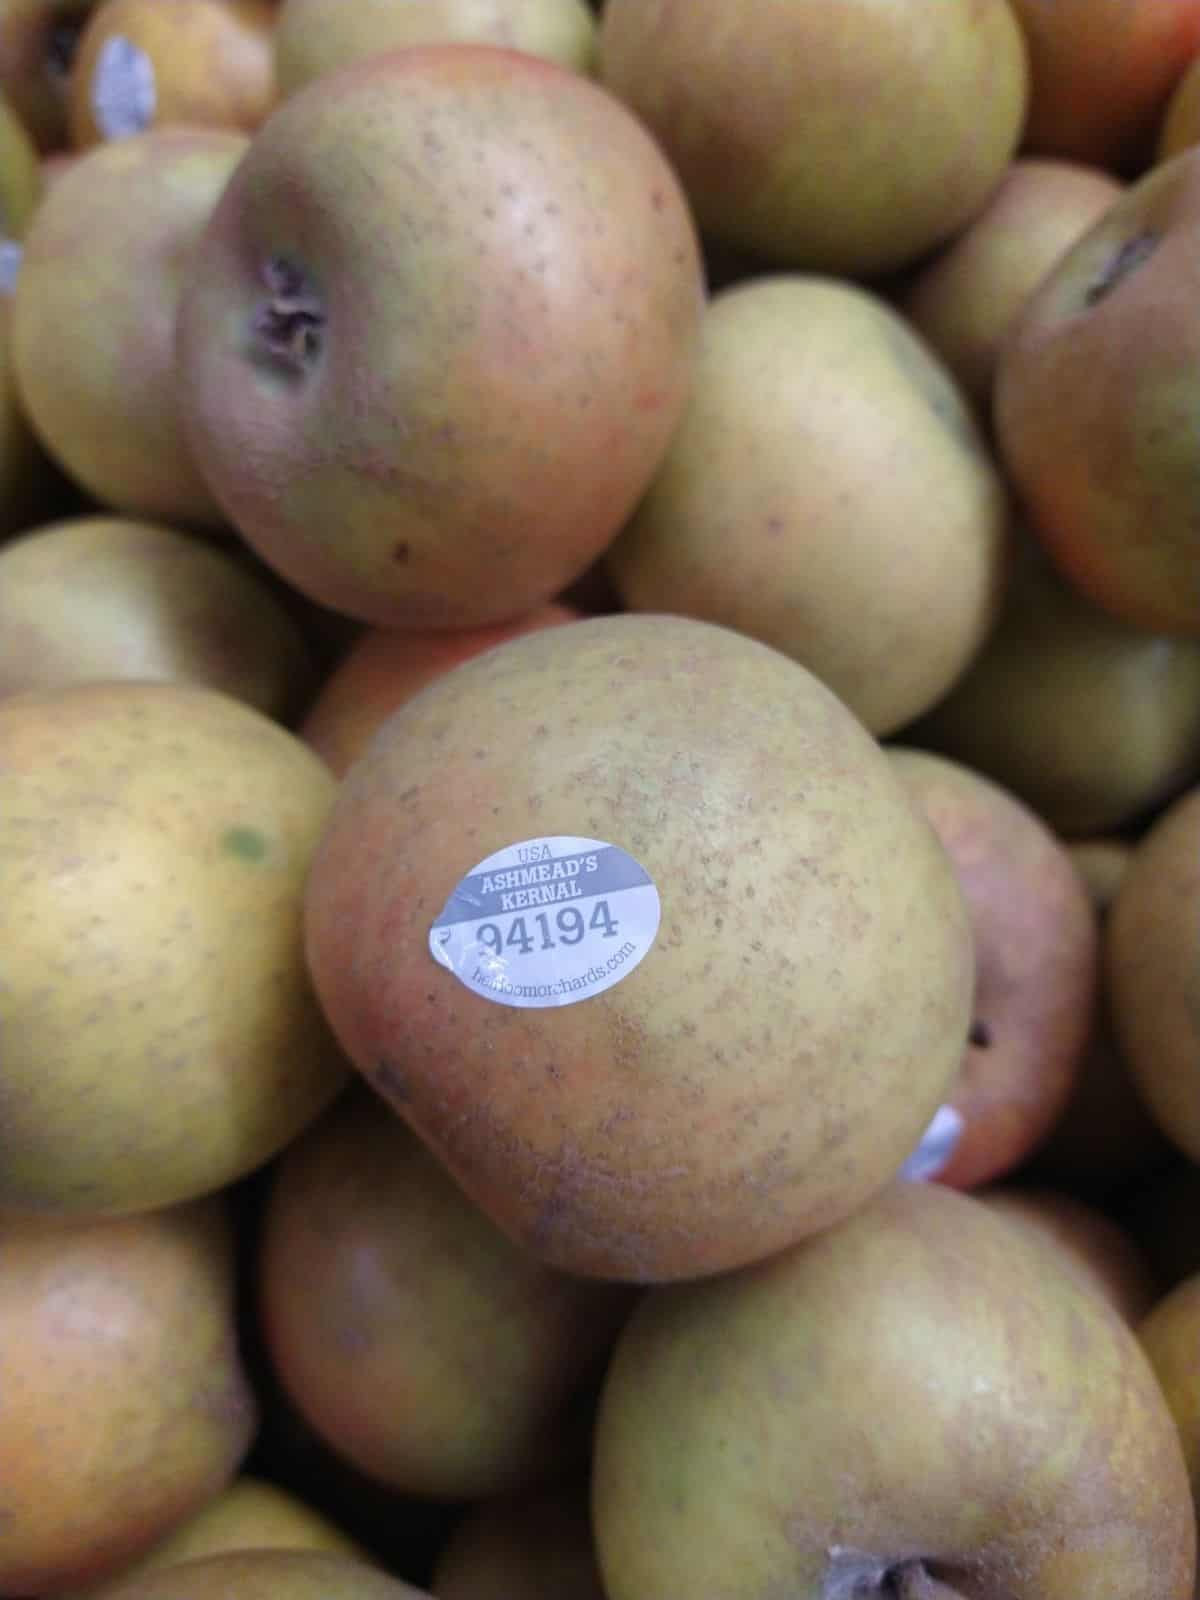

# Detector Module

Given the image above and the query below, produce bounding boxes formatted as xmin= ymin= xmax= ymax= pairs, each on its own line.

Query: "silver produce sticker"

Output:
xmin=429 ymin=835 xmax=660 ymax=1008
xmin=898 ymin=1102 xmax=966 ymax=1182
xmin=91 ymin=35 xmax=157 ymax=139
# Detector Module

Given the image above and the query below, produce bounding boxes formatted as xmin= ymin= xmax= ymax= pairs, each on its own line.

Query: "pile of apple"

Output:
xmin=4 ymin=1 xmax=1200 ymax=1597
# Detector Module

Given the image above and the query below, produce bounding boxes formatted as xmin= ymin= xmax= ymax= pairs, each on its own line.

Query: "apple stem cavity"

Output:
xmin=1083 ymin=231 xmax=1159 ymax=307
xmin=250 ymin=255 xmax=326 ymax=376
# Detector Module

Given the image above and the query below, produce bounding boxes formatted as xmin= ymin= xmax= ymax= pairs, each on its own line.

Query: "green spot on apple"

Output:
xmin=222 ymin=825 xmax=269 ymax=862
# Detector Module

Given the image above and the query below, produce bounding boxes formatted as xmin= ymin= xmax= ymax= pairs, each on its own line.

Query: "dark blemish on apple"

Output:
xmin=392 ymin=541 xmax=411 ymax=563
xmin=222 ymin=825 xmax=268 ymax=862
xmin=969 ymin=1018 xmax=992 ymax=1048
xmin=1084 ymin=231 xmax=1159 ymax=307
xmin=250 ymin=255 xmax=326 ymax=376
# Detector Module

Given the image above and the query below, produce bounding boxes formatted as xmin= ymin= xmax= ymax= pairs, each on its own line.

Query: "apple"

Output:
xmin=11 ymin=124 xmax=247 ymax=527
xmin=0 ymin=0 xmax=94 ymax=152
xmin=976 ymin=1182 xmax=1157 ymax=1324
xmin=1007 ymin=0 xmax=1200 ymax=172
xmin=886 ymin=747 xmax=1097 ymax=1191
xmin=995 ymin=145 xmax=1200 ymax=636
xmin=258 ymin=1083 xmax=635 ymax=1501
xmin=597 ymin=0 xmax=1029 ymax=277
xmin=1139 ymin=1272 xmax=1200 ymax=1515
xmin=305 ymin=613 xmax=974 ymax=1283
xmin=300 ymin=602 xmax=579 ymax=778
xmin=899 ymin=157 xmax=1123 ymax=413
xmin=273 ymin=0 xmax=598 ymax=99
xmin=431 ymin=1483 xmax=606 ymax=1600
xmin=66 ymin=0 xmax=276 ymax=148
xmin=0 ymin=1198 xmax=257 ymax=1596
xmin=0 ymin=513 xmax=316 ymax=717
xmin=1158 ymin=51 xmax=1200 ymax=161
xmin=906 ymin=530 xmax=1200 ymax=837
xmin=604 ymin=274 xmax=1012 ymax=738
xmin=1106 ymin=782 xmax=1200 ymax=1162
xmin=591 ymin=1179 xmax=1195 ymax=1599
xmin=175 ymin=43 xmax=704 ymax=630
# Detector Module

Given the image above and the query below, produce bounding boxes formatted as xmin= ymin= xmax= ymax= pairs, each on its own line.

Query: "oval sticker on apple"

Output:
xmin=429 ymin=835 xmax=660 ymax=1009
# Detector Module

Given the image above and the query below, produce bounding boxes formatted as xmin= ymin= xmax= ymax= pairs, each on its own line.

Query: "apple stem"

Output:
xmin=889 ymin=1562 xmax=968 ymax=1600
xmin=250 ymin=254 xmax=326 ymax=375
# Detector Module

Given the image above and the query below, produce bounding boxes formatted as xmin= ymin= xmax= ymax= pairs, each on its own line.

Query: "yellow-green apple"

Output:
xmin=1008 ymin=0 xmax=1200 ymax=172
xmin=0 ymin=678 xmax=348 ymax=1217
xmin=300 ymin=602 xmax=579 ymax=778
xmin=899 ymin=157 xmax=1123 ymax=413
xmin=906 ymin=531 xmax=1200 ymax=836
xmin=12 ymin=125 xmax=246 ymax=525
xmin=592 ymin=1179 xmax=1195 ymax=1600
xmin=597 ymin=0 xmax=1028 ymax=277
xmin=93 ymin=1551 xmax=433 ymax=1600
xmin=258 ymin=1083 xmax=634 ymax=1500
xmin=886 ymin=747 xmax=1096 ymax=1190
xmin=1139 ymin=1273 xmax=1200 ymax=1516
xmin=0 ymin=1198 xmax=257 ymax=1596
xmin=0 ymin=513 xmax=314 ymax=716
xmin=175 ymin=45 xmax=704 ymax=629
xmin=994 ymin=146 xmax=1200 ymax=636
xmin=66 ymin=1479 xmax=368 ymax=1597
xmin=1106 ymin=782 xmax=1200 ymax=1160
xmin=67 ymin=0 xmax=275 ymax=148
xmin=274 ymin=0 xmax=597 ymax=99
xmin=304 ymin=613 xmax=974 ymax=1283
xmin=605 ymin=275 xmax=1012 ymax=737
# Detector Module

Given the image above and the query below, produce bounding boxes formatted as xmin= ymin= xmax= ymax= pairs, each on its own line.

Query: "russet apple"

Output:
xmin=995 ymin=145 xmax=1200 ymax=635
xmin=592 ymin=1179 xmax=1195 ymax=1599
xmin=598 ymin=0 xmax=1028 ymax=278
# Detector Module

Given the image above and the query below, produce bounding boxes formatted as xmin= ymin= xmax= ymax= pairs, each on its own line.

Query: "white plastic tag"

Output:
xmin=91 ymin=35 xmax=156 ymax=139
xmin=429 ymin=835 xmax=660 ymax=1009
xmin=899 ymin=1103 xmax=966 ymax=1183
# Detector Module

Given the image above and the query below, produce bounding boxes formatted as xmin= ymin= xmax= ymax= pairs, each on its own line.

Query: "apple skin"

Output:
xmin=258 ymin=1083 xmax=635 ymax=1501
xmin=1139 ymin=1273 xmax=1200 ymax=1516
xmin=1008 ymin=0 xmax=1200 ymax=172
xmin=66 ymin=0 xmax=276 ymax=148
xmin=0 ymin=1199 xmax=258 ymax=1597
xmin=175 ymin=44 xmax=704 ymax=630
xmin=591 ymin=1179 xmax=1196 ymax=1600
xmin=887 ymin=748 xmax=1097 ymax=1191
xmin=597 ymin=0 xmax=1028 ymax=277
xmin=906 ymin=529 xmax=1200 ymax=837
xmin=274 ymin=0 xmax=598 ymax=98
xmin=304 ymin=614 xmax=974 ymax=1284
xmin=11 ymin=125 xmax=247 ymax=528
xmin=300 ymin=602 xmax=579 ymax=779
xmin=899 ymin=157 xmax=1122 ymax=413
xmin=1106 ymin=783 xmax=1200 ymax=1162
xmin=431 ymin=1484 xmax=606 ymax=1600
xmin=976 ymin=1182 xmax=1158 ymax=1325
xmin=994 ymin=146 xmax=1200 ymax=636
xmin=604 ymin=274 xmax=1012 ymax=739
